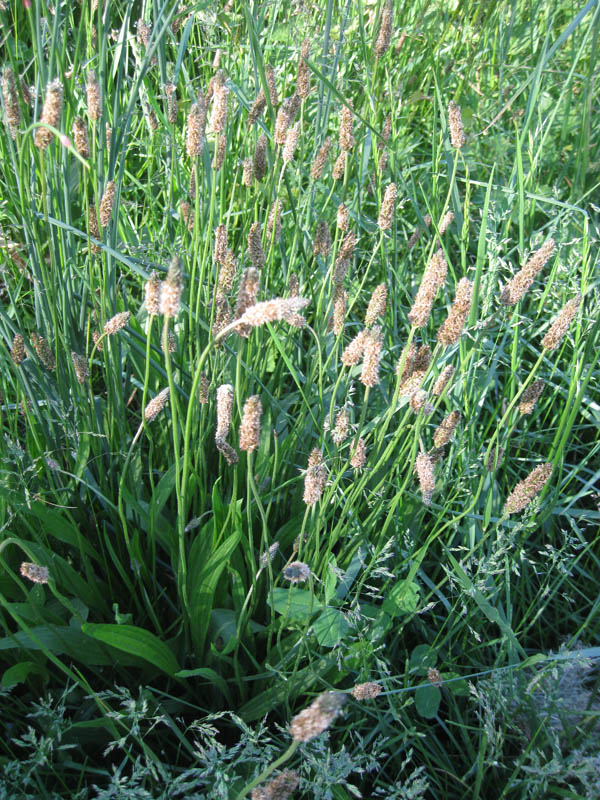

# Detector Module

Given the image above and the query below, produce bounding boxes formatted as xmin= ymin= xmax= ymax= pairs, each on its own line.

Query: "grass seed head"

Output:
xmin=438 ymin=210 xmax=455 ymax=235
xmin=239 ymin=394 xmax=262 ymax=452
xmin=210 ymin=82 xmax=229 ymax=134
xmin=159 ymin=257 xmax=183 ymax=318
xmin=186 ymin=97 xmax=206 ymax=157
xmin=342 ymin=328 xmax=369 ymax=366
xmin=213 ymin=132 xmax=226 ymax=169
xmin=486 ymin=444 xmax=505 ymax=471
xmin=251 ymin=769 xmax=299 ymax=800
xmin=288 ymin=272 xmax=299 ymax=297
xmin=290 ymin=692 xmax=345 ymax=742
xmin=179 ymin=200 xmax=192 ymax=230
xmin=407 ymin=213 xmax=431 ymax=249
xmin=310 ymin=136 xmax=332 ymax=180
xmin=214 ymin=224 xmax=228 ymax=265
xmin=104 ymin=311 xmax=131 ymax=335
xmin=377 ymin=182 xmax=397 ymax=230
xmin=234 ymin=267 xmax=260 ymax=336
xmin=500 ymin=238 xmax=555 ymax=305
xmin=337 ymin=203 xmax=349 ymax=231
xmin=267 ymin=200 xmax=282 ymax=241
xmin=165 ymin=81 xmax=178 ymax=123
xmin=432 ymin=364 xmax=455 ymax=396
xmin=11 ymin=333 xmax=25 ymax=365
xmin=242 ymin=156 xmax=253 ymax=186
xmin=253 ymin=133 xmax=268 ymax=181
xmin=313 ymin=221 xmax=332 ymax=257
xmin=416 ymin=451 xmax=435 ymax=506
xmin=35 ymin=78 xmax=63 ymax=150
xmin=31 ymin=332 xmax=55 ymax=370
xmin=86 ymin=70 xmax=101 ymax=122
xmin=247 ymin=221 xmax=265 ymax=269
xmin=274 ymin=105 xmax=291 ymax=146
xmin=2 ymin=67 xmax=22 ymax=139
xmin=265 ymin=64 xmax=278 ymax=106
xmin=98 ymin=180 xmax=115 ymax=227
xmin=145 ymin=270 xmax=162 ymax=316
xmin=331 ymin=408 xmax=349 ymax=445
xmin=365 ymin=283 xmax=387 ymax=327
xmin=72 ymin=116 xmax=90 ymax=158
xmin=408 ymin=248 xmax=447 ymax=328
xmin=282 ymin=121 xmax=300 ymax=164
xmin=216 ymin=383 xmax=234 ymax=440
xmin=283 ymin=561 xmax=311 ymax=584
xmin=339 ymin=100 xmax=354 ymax=151
xmin=350 ymin=437 xmax=367 ymax=470
xmin=303 ymin=448 xmax=327 ymax=505
xmin=236 ymin=297 xmax=310 ymax=330
xmin=212 ymin=292 xmax=232 ymax=340
xmin=218 ymin=248 xmax=237 ymax=292
xmin=332 ymin=150 xmax=346 ymax=181
xmin=437 ymin=277 xmax=473 ymax=347
xmin=297 ymin=39 xmax=311 ymax=98
xmin=248 ymin=88 xmax=266 ymax=124
xmin=433 ymin=410 xmax=461 ymax=448
xmin=20 ymin=562 xmax=49 ymax=584
xmin=198 ymin=372 xmax=210 ymax=404
xmin=216 ymin=437 xmax=239 ymax=464
xmin=145 ymin=387 xmax=169 ymax=422
xmin=374 ymin=1 xmax=393 ymax=57
xmin=542 ymin=294 xmax=581 ymax=351
xmin=519 ymin=379 xmax=545 ymax=414
xmin=71 ymin=352 xmax=89 ymax=384
xmin=360 ymin=326 xmax=383 ymax=387
xmin=352 ymin=682 xmax=381 ymax=700
xmin=332 ymin=285 xmax=348 ymax=336
xmin=504 ymin=462 xmax=553 ymax=515
xmin=448 ymin=100 xmax=466 ymax=149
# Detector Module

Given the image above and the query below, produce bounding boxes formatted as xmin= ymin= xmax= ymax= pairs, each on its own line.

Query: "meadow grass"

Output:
xmin=0 ymin=0 xmax=599 ymax=797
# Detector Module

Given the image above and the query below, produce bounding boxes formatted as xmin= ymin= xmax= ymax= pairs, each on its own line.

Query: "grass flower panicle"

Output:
xmin=542 ymin=294 xmax=581 ymax=350
xmin=331 ymin=409 xmax=349 ymax=445
xmin=186 ymin=97 xmax=207 ymax=157
xmin=31 ymin=332 xmax=56 ymax=370
xmin=519 ymin=379 xmax=545 ymax=415
xmin=303 ymin=448 xmax=327 ymax=505
xmin=416 ymin=451 xmax=435 ymax=506
xmin=239 ymin=395 xmax=262 ymax=452
xmin=339 ymin=100 xmax=354 ymax=151
xmin=11 ymin=333 xmax=25 ymax=365
xmin=350 ymin=437 xmax=367 ymax=469
xmin=253 ymin=133 xmax=268 ymax=181
xmin=360 ymin=325 xmax=383 ymax=387
xmin=377 ymin=182 xmax=397 ymax=231
xmin=448 ymin=100 xmax=466 ymax=149
xmin=332 ymin=285 xmax=347 ymax=336
xmin=332 ymin=151 xmax=346 ymax=181
xmin=283 ymin=561 xmax=311 ymax=584
xmin=72 ymin=117 xmax=90 ymax=158
xmin=216 ymin=384 xmax=234 ymax=440
xmin=438 ymin=210 xmax=455 ymax=235
xmin=104 ymin=311 xmax=131 ymax=335
xmin=297 ymin=39 xmax=310 ymax=98
xmin=34 ymin=78 xmax=63 ymax=150
xmin=313 ymin=221 xmax=331 ymax=257
xmin=290 ymin=692 xmax=346 ymax=742
xmin=432 ymin=364 xmax=455 ymax=396
xmin=2 ymin=67 xmax=21 ymax=139
xmin=500 ymin=239 xmax=555 ymax=305
xmin=247 ymin=222 xmax=266 ymax=269
xmin=265 ymin=65 xmax=278 ymax=106
xmin=86 ymin=70 xmax=101 ymax=122
xmin=145 ymin=270 xmax=162 ymax=316
xmin=341 ymin=328 xmax=369 ymax=366
xmin=437 ymin=277 xmax=473 ymax=347
xmin=144 ymin=387 xmax=169 ymax=422
xmin=214 ymin=224 xmax=228 ymax=265
xmin=408 ymin=248 xmax=448 ymax=327
xmin=337 ymin=203 xmax=349 ymax=231
xmin=504 ymin=462 xmax=553 ymax=514
xmin=310 ymin=136 xmax=332 ymax=180
xmin=71 ymin=352 xmax=89 ymax=384
xmin=235 ymin=297 xmax=310 ymax=330
xmin=98 ymin=180 xmax=116 ymax=227
xmin=374 ymin=0 xmax=393 ymax=57
xmin=433 ymin=410 xmax=461 ymax=448
xmin=20 ymin=562 xmax=49 ymax=584
xmin=352 ymin=682 xmax=381 ymax=700
xmin=365 ymin=283 xmax=387 ymax=326
xmin=251 ymin=770 xmax=299 ymax=800
xmin=159 ymin=257 xmax=183 ymax=318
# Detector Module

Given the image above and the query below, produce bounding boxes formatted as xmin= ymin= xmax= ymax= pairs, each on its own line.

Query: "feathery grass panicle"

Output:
xmin=310 ymin=136 xmax=332 ymax=180
xmin=303 ymin=448 xmax=327 ymax=505
xmin=500 ymin=238 xmax=555 ymax=305
xmin=72 ymin=117 xmax=90 ymax=158
xmin=504 ymin=462 xmax=553 ymax=515
xmin=313 ymin=221 xmax=332 ymax=257
xmin=364 ymin=283 xmax=387 ymax=327
xmin=239 ymin=395 xmax=262 ymax=452
xmin=331 ymin=409 xmax=349 ymax=445
xmin=20 ymin=562 xmax=49 ymax=584
xmin=448 ymin=100 xmax=466 ymax=149
xmin=98 ymin=180 xmax=116 ymax=227
xmin=332 ymin=285 xmax=347 ymax=336
xmin=433 ymin=410 xmax=461 ymax=448
xmin=186 ymin=97 xmax=206 ymax=157
xmin=416 ymin=451 xmax=435 ymax=506
xmin=267 ymin=200 xmax=282 ymax=241
xmin=235 ymin=296 xmax=310 ymax=329
xmin=408 ymin=248 xmax=448 ymax=327
xmin=214 ymin=224 xmax=228 ymax=265
xmin=2 ymin=67 xmax=22 ymax=139
xmin=216 ymin=384 xmax=234 ymax=440
xmin=374 ymin=1 xmax=393 ymax=57
xmin=437 ymin=277 xmax=473 ymax=347
xmin=290 ymin=692 xmax=345 ymax=742
xmin=104 ymin=311 xmax=131 ymax=335
xmin=339 ymin=100 xmax=354 ymax=151
xmin=251 ymin=770 xmax=299 ymax=800
xmin=377 ymin=182 xmax=397 ymax=231
xmin=332 ymin=151 xmax=346 ymax=181
xmin=144 ymin=387 xmax=169 ymax=422
xmin=542 ymin=294 xmax=581 ymax=350
xmin=253 ymin=133 xmax=268 ymax=181
xmin=31 ymin=332 xmax=55 ymax=370
xmin=352 ymin=682 xmax=381 ymax=700
xmin=86 ymin=70 xmax=101 ymax=122
xmin=145 ymin=271 xmax=161 ymax=316
xmin=283 ymin=561 xmax=311 ymax=584
xmin=159 ymin=257 xmax=183 ymax=318
xmin=11 ymin=333 xmax=25 ymax=365
xmin=341 ymin=328 xmax=369 ymax=366
xmin=242 ymin=157 xmax=253 ymax=186
xmin=432 ymin=364 xmax=455 ymax=396
xmin=34 ymin=78 xmax=63 ymax=150
xmin=350 ymin=437 xmax=367 ymax=469
xmin=247 ymin=222 xmax=266 ymax=269
xmin=283 ymin=121 xmax=300 ymax=164
xmin=519 ymin=379 xmax=545 ymax=414
xmin=71 ymin=352 xmax=89 ymax=384
xmin=297 ymin=39 xmax=310 ymax=98
xmin=265 ymin=64 xmax=278 ymax=106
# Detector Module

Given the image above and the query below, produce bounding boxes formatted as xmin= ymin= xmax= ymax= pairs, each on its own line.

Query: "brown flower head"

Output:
xmin=519 ymin=379 xmax=545 ymax=415
xmin=500 ymin=239 xmax=555 ymax=306
xmin=20 ymin=562 xmax=49 ymax=584
xmin=186 ymin=96 xmax=207 ymax=157
xmin=352 ymin=682 xmax=381 ymax=700
xmin=86 ymin=70 xmax=101 ymax=122
xmin=239 ymin=395 xmax=262 ymax=452
xmin=433 ymin=410 xmax=461 ymax=448
xmin=374 ymin=1 xmax=393 ymax=57
xmin=253 ymin=133 xmax=268 ymax=181
xmin=247 ymin=222 xmax=265 ymax=269
xmin=303 ymin=448 xmax=327 ymax=505
xmin=310 ymin=136 xmax=331 ymax=181
xmin=35 ymin=78 xmax=63 ymax=150
xmin=448 ymin=100 xmax=466 ymax=149
xmin=437 ymin=277 xmax=473 ymax=347
xmin=416 ymin=451 xmax=435 ymax=506
xmin=339 ymin=100 xmax=354 ymax=151
xmin=542 ymin=294 xmax=581 ymax=351
xmin=2 ymin=67 xmax=21 ymax=139
xmin=408 ymin=248 xmax=447 ymax=328
xmin=145 ymin=387 xmax=169 ymax=422
xmin=504 ymin=462 xmax=553 ymax=515
xmin=290 ymin=692 xmax=346 ymax=742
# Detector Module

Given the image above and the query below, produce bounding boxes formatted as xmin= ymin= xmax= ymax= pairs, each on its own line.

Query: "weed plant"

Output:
xmin=0 ymin=0 xmax=599 ymax=798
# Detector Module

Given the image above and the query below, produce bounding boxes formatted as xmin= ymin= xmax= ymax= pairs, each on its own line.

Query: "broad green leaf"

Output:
xmin=82 ymin=623 xmax=180 ymax=676
xmin=175 ymin=667 xmax=232 ymax=703
xmin=410 ymin=645 xmax=438 ymax=672
xmin=313 ymin=607 xmax=350 ymax=647
xmin=415 ymin=684 xmax=441 ymax=718
xmin=268 ymin=588 xmax=323 ymax=620
xmin=382 ymin=581 xmax=420 ymax=617
xmin=1 ymin=661 xmax=45 ymax=688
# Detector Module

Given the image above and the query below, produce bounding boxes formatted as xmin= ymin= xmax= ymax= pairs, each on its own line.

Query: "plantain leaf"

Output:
xmin=82 ymin=623 xmax=180 ymax=676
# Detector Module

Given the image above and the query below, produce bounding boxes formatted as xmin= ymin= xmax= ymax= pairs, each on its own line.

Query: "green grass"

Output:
xmin=1 ymin=0 xmax=599 ymax=797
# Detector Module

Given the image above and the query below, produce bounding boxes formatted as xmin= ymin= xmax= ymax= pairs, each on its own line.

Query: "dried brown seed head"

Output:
xmin=239 ymin=395 xmax=262 ymax=452
xmin=331 ymin=408 xmax=349 ymax=445
xmin=377 ymin=182 xmax=397 ymax=231
xmin=71 ymin=351 xmax=89 ymax=384
xmin=20 ymin=562 xmax=49 ymax=584
xmin=433 ymin=410 xmax=461 ymax=448
xmin=332 ymin=151 xmax=346 ymax=181
xmin=332 ymin=285 xmax=347 ymax=336
xmin=500 ymin=239 xmax=555 ymax=306
xmin=341 ymin=328 xmax=369 ymax=367
xmin=303 ymin=449 xmax=327 ymax=505
xmin=364 ymin=283 xmax=387 ymax=327
xmin=350 ymin=437 xmax=367 ymax=470
xmin=290 ymin=692 xmax=345 ymax=742
xmin=86 ymin=70 xmax=101 ymax=122
xmin=72 ymin=117 xmax=90 ymax=158
xmin=337 ymin=203 xmax=349 ymax=231
xmin=339 ymin=100 xmax=354 ymax=151
xmin=408 ymin=249 xmax=448 ymax=328
xmin=437 ymin=277 xmax=473 ymax=347
xmin=251 ymin=769 xmax=299 ymax=800
xmin=35 ymin=78 xmax=63 ymax=150
xmin=361 ymin=326 xmax=383 ymax=387
xmin=542 ymin=294 xmax=581 ymax=351
xmin=313 ymin=221 xmax=332 ymax=258
xmin=265 ymin=65 xmax=278 ymax=106
xmin=282 ymin=121 xmax=300 ymax=164
xmin=416 ymin=452 xmax=435 ymax=506
xmin=432 ymin=364 xmax=455 ymax=396
xmin=2 ymin=67 xmax=21 ymax=139
xmin=214 ymin=224 xmax=228 ymax=265
xmin=186 ymin=97 xmax=207 ymax=157
xmin=311 ymin=136 xmax=332 ymax=180
xmin=247 ymin=222 xmax=265 ymax=269
xmin=145 ymin=387 xmax=169 ymax=422
xmin=374 ymin=1 xmax=393 ymax=57
xmin=11 ymin=333 xmax=25 ymax=365
xmin=216 ymin=383 xmax=234 ymax=440
xmin=352 ymin=682 xmax=381 ymax=700
xmin=519 ymin=379 xmax=545 ymax=415
xmin=104 ymin=311 xmax=131 ymax=335
xmin=448 ymin=100 xmax=466 ymax=149
xmin=253 ymin=133 xmax=268 ymax=181
xmin=98 ymin=180 xmax=115 ymax=227
xmin=31 ymin=332 xmax=56 ymax=370
xmin=504 ymin=463 xmax=553 ymax=515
